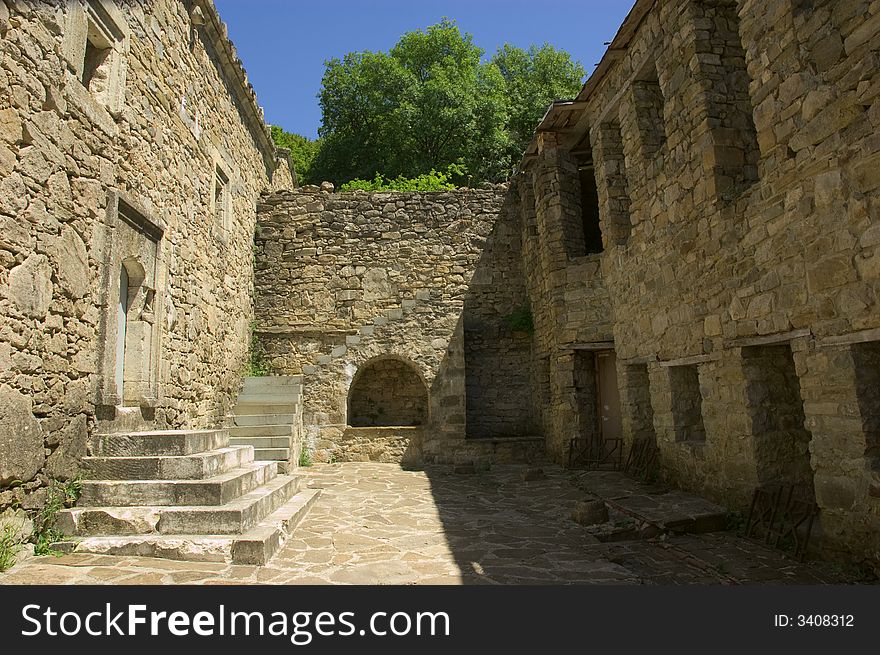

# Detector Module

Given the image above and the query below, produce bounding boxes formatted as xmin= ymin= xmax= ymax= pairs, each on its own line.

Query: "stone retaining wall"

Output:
xmin=254 ymin=186 xmax=542 ymax=463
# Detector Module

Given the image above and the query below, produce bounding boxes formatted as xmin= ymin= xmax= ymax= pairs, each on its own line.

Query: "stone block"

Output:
xmin=521 ymin=467 xmax=546 ymax=481
xmin=571 ymin=500 xmax=609 ymax=526
xmin=0 ymin=385 xmax=45 ymax=485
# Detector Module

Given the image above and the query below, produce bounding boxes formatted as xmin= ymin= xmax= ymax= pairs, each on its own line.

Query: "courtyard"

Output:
xmin=0 ymin=463 xmax=863 ymax=585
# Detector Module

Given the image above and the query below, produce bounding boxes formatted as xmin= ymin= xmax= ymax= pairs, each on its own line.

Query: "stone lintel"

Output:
xmin=725 ymin=328 xmax=812 ymax=349
xmin=622 ymin=354 xmax=658 ymax=365
xmin=819 ymin=327 xmax=880 ymax=347
xmin=658 ymin=352 xmax=721 ymax=368
xmin=571 ymin=341 xmax=616 ymax=351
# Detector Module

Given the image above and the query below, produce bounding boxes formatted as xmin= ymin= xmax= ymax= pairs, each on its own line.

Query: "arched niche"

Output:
xmin=347 ymin=356 xmax=429 ymax=427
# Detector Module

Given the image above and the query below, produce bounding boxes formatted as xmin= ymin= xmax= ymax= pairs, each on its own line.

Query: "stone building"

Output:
xmin=0 ymin=0 xmax=292 ymax=513
xmin=513 ymin=0 xmax=880 ymax=564
xmin=1 ymin=0 xmax=878 ymax=569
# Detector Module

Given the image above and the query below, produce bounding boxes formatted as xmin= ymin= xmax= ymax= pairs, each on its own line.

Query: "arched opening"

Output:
xmin=115 ymin=259 xmax=148 ymax=404
xmin=348 ymin=357 xmax=429 ymax=427
xmin=114 ymin=264 xmax=129 ymax=397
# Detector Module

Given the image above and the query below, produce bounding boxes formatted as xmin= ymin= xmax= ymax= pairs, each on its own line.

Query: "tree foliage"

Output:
xmin=270 ymin=126 xmax=321 ymax=185
xmin=492 ymin=43 xmax=587 ymax=163
xmin=305 ymin=20 xmax=584 ymax=187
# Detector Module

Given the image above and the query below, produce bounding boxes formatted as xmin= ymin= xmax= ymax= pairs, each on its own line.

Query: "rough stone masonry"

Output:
xmin=0 ymin=0 xmax=292 ymax=513
xmin=1 ymin=0 xmax=879 ymax=572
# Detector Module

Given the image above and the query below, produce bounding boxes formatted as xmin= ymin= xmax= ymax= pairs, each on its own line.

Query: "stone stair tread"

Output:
xmin=232 ymin=413 xmax=295 ymax=426
xmin=57 ymin=488 xmax=322 ymax=565
xmin=92 ymin=429 xmax=229 ymax=457
xmin=252 ymin=447 xmax=290 ymax=460
xmin=82 ymin=446 xmax=254 ymax=481
xmin=236 ymin=395 xmax=302 ymax=404
xmin=58 ymin=475 xmax=301 ymax=536
xmin=230 ymin=436 xmax=291 ymax=448
xmin=229 ymin=424 xmax=292 ymax=436
xmin=77 ymin=461 xmax=278 ymax=507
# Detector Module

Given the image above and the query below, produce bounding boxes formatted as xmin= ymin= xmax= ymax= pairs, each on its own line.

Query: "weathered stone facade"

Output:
xmin=0 ymin=0 xmax=291 ymax=510
xmin=254 ymin=186 xmax=543 ymax=464
xmin=516 ymin=0 xmax=880 ymax=565
xmin=2 ymin=0 xmax=878 ymax=572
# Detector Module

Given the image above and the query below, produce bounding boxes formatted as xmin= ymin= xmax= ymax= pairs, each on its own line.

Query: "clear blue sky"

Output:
xmin=214 ymin=0 xmax=635 ymax=139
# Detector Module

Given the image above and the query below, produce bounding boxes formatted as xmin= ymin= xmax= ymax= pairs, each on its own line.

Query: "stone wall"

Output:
xmin=0 ymin=0 xmax=285 ymax=510
xmin=517 ymin=0 xmax=880 ymax=564
xmin=254 ymin=186 xmax=540 ymax=463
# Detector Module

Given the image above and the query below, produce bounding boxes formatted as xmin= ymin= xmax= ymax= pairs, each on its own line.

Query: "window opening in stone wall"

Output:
xmin=632 ymin=64 xmax=667 ymax=163
xmin=700 ymin=0 xmax=760 ymax=197
xmin=78 ymin=2 xmax=124 ymax=107
xmin=578 ymin=162 xmax=604 ymax=255
xmin=741 ymin=344 xmax=814 ymax=495
xmin=348 ymin=358 xmax=429 ymax=427
xmin=669 ymin=364 xmax=706 ymax=443
xmin=851 ymin=341 xmax=880 ymax=471
xmin=214 ymin=165 xmax=230 ymax=233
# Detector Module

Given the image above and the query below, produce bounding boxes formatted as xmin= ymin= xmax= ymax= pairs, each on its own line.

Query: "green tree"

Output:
xmin=269 ymin=126 xmax=321 ymax=185
xmin=311 ymin=20 xmax=584 ymax=187
xmin=492 ymin=43 xmax=586 ymax=160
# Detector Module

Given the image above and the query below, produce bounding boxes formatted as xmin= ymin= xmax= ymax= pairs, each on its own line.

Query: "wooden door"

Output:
xmin=597 ymin=351 xmax=622 ymax=441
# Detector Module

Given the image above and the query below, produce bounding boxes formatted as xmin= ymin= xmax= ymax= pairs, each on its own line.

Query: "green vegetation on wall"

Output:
xmin=245 ymin=321 xmax=272 ymax=377
xmin=503 ymin=303 xmax=535 ymax=334
xmin=338 ymin=165 xmax=461 ymax=192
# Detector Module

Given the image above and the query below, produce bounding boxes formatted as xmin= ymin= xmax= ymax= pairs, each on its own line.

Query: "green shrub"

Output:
xmin=298 ymin=448 xmax=312 ymax=468
xmin=0 ymin=525 xmax=20 ymax=572
xmin=32 ymin=478 xmax=81 ymax=557
xmin=502 ymin=303 xmax=534 ymax=334
xmin=338 ymin=165 xmax=461 ymax=192
xmin=245 ymin=321 xmax=271 ymax=377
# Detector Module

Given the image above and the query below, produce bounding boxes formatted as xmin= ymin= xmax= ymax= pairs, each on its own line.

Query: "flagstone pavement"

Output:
xmin=0 ymin=463 xmax=871 ymax=585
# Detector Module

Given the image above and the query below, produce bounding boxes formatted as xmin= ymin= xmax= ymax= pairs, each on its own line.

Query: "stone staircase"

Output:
xmin=301 ymin=294 xmax=425 ymax=375
xmin=55 ymin=428 xmax=320 ymax=564
xmin=230 ymin=376 xmax=303 ymax=473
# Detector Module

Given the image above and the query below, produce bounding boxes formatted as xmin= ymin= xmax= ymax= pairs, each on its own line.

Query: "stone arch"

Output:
xmin=347 ymin=355 xmax=429 ymax=427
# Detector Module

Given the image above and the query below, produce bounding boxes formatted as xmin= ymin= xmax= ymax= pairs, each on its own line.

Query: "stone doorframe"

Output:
xmin=93 ymin=191 xmax=166 ymax=412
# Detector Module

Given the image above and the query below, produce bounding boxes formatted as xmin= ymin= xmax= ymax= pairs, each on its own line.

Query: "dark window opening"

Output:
xmin=852 ymin=341 xmax=880 ymax=467
xmin=578 ymin=164 xmax=603 ymax=255
xmin=742 ymin=344 xmax=814 ymax=494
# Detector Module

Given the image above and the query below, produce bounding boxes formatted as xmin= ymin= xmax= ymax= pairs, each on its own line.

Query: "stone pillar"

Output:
xmin=616 ymin=358 xmax=657 ymax=452
xmin=795 ymin=339 xmax=880 ymax=559
xmin=590 ymin=121 xmax=632 ymax=247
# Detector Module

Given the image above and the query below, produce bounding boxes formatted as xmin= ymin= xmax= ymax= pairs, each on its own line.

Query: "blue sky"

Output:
xmin=214 ymin=0 xmax=635 ymax=139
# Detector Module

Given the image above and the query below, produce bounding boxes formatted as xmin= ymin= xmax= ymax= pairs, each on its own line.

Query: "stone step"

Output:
xmin=235 ymin=392 xmax=302 ymax=404
xmin=233 ymin=401 xmax=300 ymax=415
xmin=55 ymin=488 xmax=322 ymax=565
xmin=57 ymin=475 xmax=302 ymax=537
xmin=82 ymin=446 xmax=254 ymax=481
xmin=229 ymin=424 xmax=292 ymax=438
xmin=232 ymin=413 xmax=296 ymax=427
xmin=78 ymin=461 xmax=278 ymax=507
xmin=242 ymin=375 xmax=303 ymax=390
xmin=91 ymin=429 xmax=229 ymax=457
xmin=230 ymin=435 xmax=291 ymax=449
xmin=252 ymin=447 xmax=290 ymax=461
